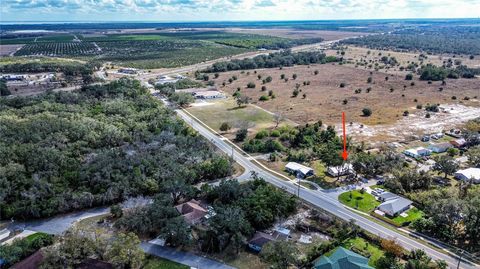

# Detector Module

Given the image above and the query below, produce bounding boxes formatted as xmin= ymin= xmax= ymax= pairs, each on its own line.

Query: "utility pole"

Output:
xmin=297 ymin=176 xmax=301 ymax=198
xmin=457 ymin=250 xmax=464 ymax=269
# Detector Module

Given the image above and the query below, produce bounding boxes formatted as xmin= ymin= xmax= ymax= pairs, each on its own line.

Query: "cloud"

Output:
xmin=256 ymin=0 xmax=276 ymax=7
xmin=1 ymin=0 xmax=479 ymax=21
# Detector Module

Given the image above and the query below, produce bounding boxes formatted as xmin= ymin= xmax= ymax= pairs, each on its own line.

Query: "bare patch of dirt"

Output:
xmin=342 ymin=104 xmax=480 ymax=142
xmin=0 ymin=44 xmax=24 ymax=56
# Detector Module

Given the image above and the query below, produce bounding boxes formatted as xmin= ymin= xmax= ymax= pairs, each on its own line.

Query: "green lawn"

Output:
xmin=143 ymin=256 xmax=188 ymax=269
xmin=343 ymin=237 xmax=385 ymax=267
xmin=338 ymin=190 xmax=380 ymax=213
xmin=311 ymin=160 xmax=327 ymax=177
xmin=25 ymin=232 xmax=52 ymax=243
xmin=390 ymin=207 xmax=424 ymax=226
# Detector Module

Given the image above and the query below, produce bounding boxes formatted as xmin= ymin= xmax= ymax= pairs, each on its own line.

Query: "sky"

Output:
xmin=1 ymin=0 xmax=480 ymax=22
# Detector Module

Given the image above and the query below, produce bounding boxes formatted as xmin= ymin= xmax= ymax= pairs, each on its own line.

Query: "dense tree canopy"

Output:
xmin=0 ymin=78 xmax=232 ymax=220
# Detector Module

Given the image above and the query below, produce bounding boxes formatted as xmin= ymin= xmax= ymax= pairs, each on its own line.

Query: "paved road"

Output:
xmin=14 ymin=207 xmax=110 ymax=235
xmin=175 ymin=109 xmax=477 ymax=269
xmin=141 ymin=242 xmax=236 ymax=269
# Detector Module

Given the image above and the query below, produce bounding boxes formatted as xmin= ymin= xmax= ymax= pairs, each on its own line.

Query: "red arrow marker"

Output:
xmin=342 ymin=112 xmax=348 ymax=160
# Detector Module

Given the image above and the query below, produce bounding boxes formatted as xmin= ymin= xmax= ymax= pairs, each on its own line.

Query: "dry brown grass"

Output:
xmin=211 ymin=64 xmax=480 ymax=127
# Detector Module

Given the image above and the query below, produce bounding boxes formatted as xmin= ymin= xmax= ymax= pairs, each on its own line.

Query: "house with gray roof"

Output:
xmin=313 ymin=247 xmax=374 ymax=269
xmin=377 ymin=197 xmax=412 ymax=217
xmin=377 ymin=191 xmax=399 ymax=202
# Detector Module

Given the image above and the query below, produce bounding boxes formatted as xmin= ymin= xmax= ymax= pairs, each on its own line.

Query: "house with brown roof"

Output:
xmin=175 ymin=199 xmax=209 ymax=225
xmin=450 ymin=138 xmax=467 ymax=148
xmin=11 ymin=250 xmax=44 ymax=269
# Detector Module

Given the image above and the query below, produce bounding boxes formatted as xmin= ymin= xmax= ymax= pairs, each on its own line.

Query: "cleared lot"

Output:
xmin=212 ymin=64 xmax=479 ymax=126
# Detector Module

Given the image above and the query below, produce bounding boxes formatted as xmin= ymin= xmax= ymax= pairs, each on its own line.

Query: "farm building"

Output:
xmin=175 ymin=199 xmax=208 ymax=225
xmin=118 ymin=68 xmax=138 ymax=74
xmin=428 ymin=142 xmax=453 ymax=153
xmin=450 ymin=138 xmax=467 ymax=148
xmin=454 ymin=168 xmax=480 ymax=184
xmin=313 ymin=247 xmax=373 ymax=269
xmin=193 ymin=90 xmax=224 ymax=99
xmin=247 ymin=231 xmax=274 ymax=252
xmin=285 ymin=162 xmax=314 ymax=178
xmin=403 ymin=147 xmax=431 ymax=158
xmin=326 ymin=163 xmax=355 ymax=177
xmin=377 ymin=197 xmax=412 ymax=217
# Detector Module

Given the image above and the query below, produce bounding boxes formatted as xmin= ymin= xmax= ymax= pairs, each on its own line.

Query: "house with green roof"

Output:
xmin=313 ymin=247 xmax=374 ymax=269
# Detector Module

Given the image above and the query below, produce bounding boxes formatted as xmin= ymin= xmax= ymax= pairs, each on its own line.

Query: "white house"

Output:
xmin=285 ymin=162 xmax=314 ymax=178
xmin=454 ymin=168 xmax=480 ymax=184
xmin=428 ymin=142 xmax=453 ymax=153
xmin=377 ymin=197 xmax=413 ymax=217
xmin=403 ymin=147 xmax=431 ymax=158
xmin=327 ymin=163 xmax=354 ymax=177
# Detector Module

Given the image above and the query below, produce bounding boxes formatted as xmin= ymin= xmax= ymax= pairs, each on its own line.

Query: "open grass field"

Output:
xmin=186 ymin=98 xmax=277 ymax=136
xmin=338 ymin=190 xmax=380 ymax=213
xmin=212 ymin=63 xmax=480 ymax=142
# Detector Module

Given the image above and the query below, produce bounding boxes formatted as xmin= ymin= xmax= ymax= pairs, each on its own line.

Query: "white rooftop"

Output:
xmin=285 ymin=162 xmax=313 ymax=175
xmin=455 ymin=168 xmax=480 ymax=180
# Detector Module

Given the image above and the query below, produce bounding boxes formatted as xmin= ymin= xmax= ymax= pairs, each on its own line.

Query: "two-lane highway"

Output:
xmin=175 ymin=109 xmax=476 ymax=269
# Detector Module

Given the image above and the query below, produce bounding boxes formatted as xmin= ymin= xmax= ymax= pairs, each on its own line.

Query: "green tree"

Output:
xmin=110 ymin=205 xmax=123 ymax=218
xmin=169 ymin=92 xmax=195 ymax=107
xmin=467 ymin=146 xmax=480 ymax=167
xmin=219 ymin=122 xmax=232 ymax=132
xmin=235 ymin=128 xmax=248 ymax=142
xmin=205 ymin=206 xmax=252 ymax=254
xmin=433 ymin=155 xmax=459 ymax=179
xmin=261 ymin=241 xmax=299 ymax=269
xmin=362 ymin=108 xmax=372 ymax=117
xmin=106 ymin=232 xmax=145 ymax=269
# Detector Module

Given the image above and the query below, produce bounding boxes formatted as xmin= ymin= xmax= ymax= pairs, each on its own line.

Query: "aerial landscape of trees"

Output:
xmin=204 ymin=50 xmax=338 ymax=73
xmin=0 ymin=78 xmax=232 ymax=220
xmin=341 ymin=26 xmax=480 ymax=55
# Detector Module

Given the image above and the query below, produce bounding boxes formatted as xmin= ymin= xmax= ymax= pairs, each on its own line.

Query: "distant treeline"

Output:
xmin=204 ymin=50 xmax=339 ymax=73
xmin=0 ymin=61 xmax=100 ymax=77
xmin=341 ymin=26 xmax=480 ymax=55
xmin=214 ymin=37 xmax=324 ymax=50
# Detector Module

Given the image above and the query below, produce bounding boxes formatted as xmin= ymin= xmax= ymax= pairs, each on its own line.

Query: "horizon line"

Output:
xmin=1 ymin=17 xmax=480 ymax=24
